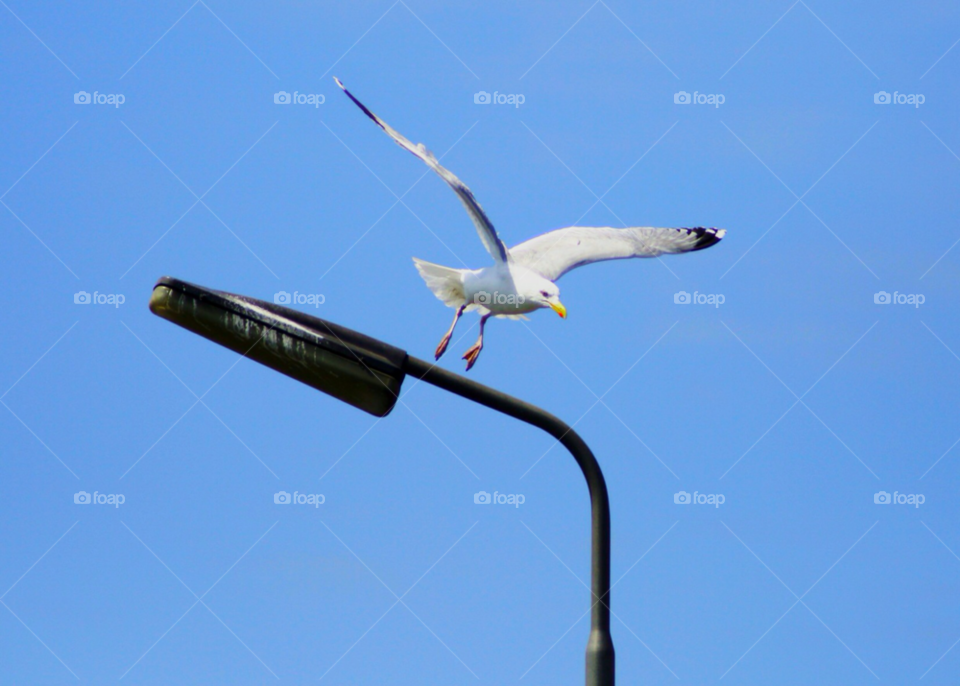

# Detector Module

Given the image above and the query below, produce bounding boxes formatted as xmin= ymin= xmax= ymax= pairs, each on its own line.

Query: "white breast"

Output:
xmin=462 ymin=265 xmax=542 ymax=315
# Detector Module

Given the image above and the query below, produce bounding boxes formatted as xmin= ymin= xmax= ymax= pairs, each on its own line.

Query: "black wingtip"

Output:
xmin=685 ymin=227 xmax=726 ymax=251
xmin=333 ymin=77 xmax=389 ymax=133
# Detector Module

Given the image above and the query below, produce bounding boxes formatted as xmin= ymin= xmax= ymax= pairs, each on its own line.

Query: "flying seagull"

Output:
xmin=335 ymin=78 xmax=725 ymax=370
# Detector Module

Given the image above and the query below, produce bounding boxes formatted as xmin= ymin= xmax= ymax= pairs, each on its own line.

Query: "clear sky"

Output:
xmin=1 ymin=1 xmax=959 ymax=684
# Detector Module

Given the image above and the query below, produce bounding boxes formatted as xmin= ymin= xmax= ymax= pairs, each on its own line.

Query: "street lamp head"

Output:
xmin=149 ymin=277 xmax=406 ymax=417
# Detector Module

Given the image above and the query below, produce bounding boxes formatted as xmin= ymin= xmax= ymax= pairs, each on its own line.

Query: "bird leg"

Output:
xmin=435 ymin=304 xmax=465 ymax=360
xmin=461 ymin=314 xmax=490 ymax=371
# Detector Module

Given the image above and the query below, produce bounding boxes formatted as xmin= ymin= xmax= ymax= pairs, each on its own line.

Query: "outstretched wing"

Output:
xmin=335 ymin=78 xmax=508 ymax=264
xmin=509 ymin=226 xmax=725 ymax=281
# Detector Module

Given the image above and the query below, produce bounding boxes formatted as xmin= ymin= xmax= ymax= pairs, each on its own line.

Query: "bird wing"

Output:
xmin=335 ymin=78 xmax=509 ymax=264
xmin=509 ymin=226 xmax=725 ymax=281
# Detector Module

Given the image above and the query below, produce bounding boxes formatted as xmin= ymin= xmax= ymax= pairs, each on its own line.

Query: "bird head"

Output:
xmin=530 ymin=279 xmax=566 ymax=319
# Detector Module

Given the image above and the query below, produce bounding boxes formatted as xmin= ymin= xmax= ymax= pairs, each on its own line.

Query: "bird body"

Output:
xmin=335 ymin=78 xmax=727 ymax=370
xmin=415 ymin=259 xmax=561 ymax=318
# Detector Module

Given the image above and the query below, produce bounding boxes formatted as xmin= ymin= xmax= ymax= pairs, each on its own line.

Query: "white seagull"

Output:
xmin=335 ymin=78 xmax=726 ymax=370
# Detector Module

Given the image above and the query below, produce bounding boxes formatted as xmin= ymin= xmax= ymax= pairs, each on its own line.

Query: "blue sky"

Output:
xmin=1 ymin=1 xmax=959 ymax=684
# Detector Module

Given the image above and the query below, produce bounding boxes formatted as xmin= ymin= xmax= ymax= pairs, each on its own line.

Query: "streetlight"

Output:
xmin=149 ymin=276 xmax=615 ymax=685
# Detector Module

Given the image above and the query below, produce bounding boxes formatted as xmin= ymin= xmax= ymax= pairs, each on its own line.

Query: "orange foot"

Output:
xmin=462 ymin=342 xmax=483 ymax=371
xmin=435 ymin=332 xmax=452 ymax=360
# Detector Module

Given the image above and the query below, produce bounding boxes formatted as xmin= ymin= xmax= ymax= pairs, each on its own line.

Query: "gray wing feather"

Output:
xmin=509 ymin=226 xmax=725 ymax=281
xmin=335 ymin=78 xmax=508 ymax=264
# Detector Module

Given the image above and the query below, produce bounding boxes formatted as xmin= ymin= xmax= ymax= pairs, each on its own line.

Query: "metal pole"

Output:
xmin=403 ymin=356 xmax=615 ymax=685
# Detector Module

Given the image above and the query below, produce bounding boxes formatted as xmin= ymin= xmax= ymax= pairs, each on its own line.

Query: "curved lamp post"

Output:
xmin=149 ymin=276 xmax=615 ymax=685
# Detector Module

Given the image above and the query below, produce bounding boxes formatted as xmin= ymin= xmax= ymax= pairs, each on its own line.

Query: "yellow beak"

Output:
xmin=549 ymin=300 xmax=567 ymax=319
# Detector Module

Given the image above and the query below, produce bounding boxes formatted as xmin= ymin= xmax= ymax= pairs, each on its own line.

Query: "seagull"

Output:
xmin=335 ymin=78 xmax=726 ymax=370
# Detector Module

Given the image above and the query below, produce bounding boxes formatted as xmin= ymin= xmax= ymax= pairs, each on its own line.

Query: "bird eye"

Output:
xmin=540 ymin=290 xmax=549 ymax=297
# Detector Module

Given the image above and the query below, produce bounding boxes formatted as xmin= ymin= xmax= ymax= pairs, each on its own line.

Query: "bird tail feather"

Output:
xmin=412 ymin=258 xmax=467 ymax=308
